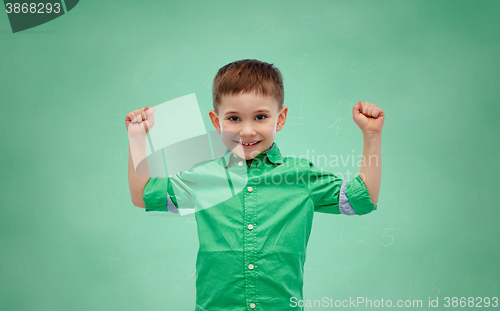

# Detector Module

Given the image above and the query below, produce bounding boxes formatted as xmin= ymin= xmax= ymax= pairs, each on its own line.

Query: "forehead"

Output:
xmin=219 ymin=92 xmax=279 ymax=113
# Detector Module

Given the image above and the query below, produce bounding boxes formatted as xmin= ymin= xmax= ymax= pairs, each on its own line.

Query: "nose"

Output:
xmin=239 ymin=121 xmax=256 ymax=138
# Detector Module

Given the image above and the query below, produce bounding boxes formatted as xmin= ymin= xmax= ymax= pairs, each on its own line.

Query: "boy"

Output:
xmin=126 ymin=59 xmax=384 ymax=310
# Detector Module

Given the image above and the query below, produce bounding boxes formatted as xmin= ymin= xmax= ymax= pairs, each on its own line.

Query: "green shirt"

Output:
xmin=143 ymin=142 xmax=377 ymax=311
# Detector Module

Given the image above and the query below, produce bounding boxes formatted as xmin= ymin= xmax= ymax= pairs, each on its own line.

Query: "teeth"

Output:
xmin=242 ymin=141 xmax=259 ymax=146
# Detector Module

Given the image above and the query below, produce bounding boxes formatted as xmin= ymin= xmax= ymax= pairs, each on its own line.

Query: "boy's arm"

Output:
xmin=125 ymin=106 xmax=155 ymax=208
xmin=128 ymin=137 xmax=151 ymax=208
xmin=358 ymin=133 xmax=381 ymax=206
xmin=352 ymin=101 xmax=385 ymax=207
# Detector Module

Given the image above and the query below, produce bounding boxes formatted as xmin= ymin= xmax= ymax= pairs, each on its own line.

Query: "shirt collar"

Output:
xmin=222 ymin=142 xmax=283 ymax=168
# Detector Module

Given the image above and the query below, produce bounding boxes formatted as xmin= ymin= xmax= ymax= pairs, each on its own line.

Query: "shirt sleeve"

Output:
xmin=142 ymin=170 xmax=196 ymax=213
xmin=306 ymin=160 xmax=377 ymax=215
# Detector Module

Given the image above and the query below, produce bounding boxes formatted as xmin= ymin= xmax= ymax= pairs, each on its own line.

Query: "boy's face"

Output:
xmin=209 ymin=92 xmax=288 ymax=160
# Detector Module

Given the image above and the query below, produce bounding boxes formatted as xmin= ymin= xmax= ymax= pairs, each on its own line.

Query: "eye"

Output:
xmin=228 ymin=116 xmax=239 ymax=122
xmin=255 ymin=114 xmax=267 ymax=121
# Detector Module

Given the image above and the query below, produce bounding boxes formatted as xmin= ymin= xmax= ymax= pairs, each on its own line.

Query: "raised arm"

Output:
xmin=128 ymin=138 xmax=150 ymax=208
xmin=125 ymin=106 xmax=155 ymax=208
xmin=352 ymin=101 xmax=384 ymax=206
xmin=358 ymin=133 xmax=381 ymax=206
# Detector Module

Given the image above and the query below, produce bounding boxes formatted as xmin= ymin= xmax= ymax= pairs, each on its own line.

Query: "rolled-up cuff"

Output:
xmin=344 ymin=175 xmax=377 ymax=215
xmin=166 ymin=193 xmax=179 ymax=213
xmin=143 ymin=178 xmax=179 ymax=213
xmin=339 ymin=180 xmax=356 ymax=215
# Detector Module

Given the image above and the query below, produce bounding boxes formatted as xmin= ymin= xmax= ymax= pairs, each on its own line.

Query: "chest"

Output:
xmin=192 ymin=167 xmax=315 ymax=252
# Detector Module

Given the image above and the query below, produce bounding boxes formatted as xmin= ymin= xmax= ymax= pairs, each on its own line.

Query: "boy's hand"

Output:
xmin=125 ymin=106 xmax=155 ymax=138
xmin=352 ymin=101 xmax=384 ymax=135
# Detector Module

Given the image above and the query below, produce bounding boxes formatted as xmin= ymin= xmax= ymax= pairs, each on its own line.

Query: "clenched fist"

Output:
xmin=352 ymin=101 xmax=384 ymax=135
xmin=125 ymin=106 xmax=155 ymax=138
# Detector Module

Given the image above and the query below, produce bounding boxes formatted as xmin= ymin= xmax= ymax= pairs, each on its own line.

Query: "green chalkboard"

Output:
xmin=1 ymin=0 xmax=499 ymax=310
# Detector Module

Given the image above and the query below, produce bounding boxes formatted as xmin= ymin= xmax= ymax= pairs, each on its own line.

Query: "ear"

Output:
xmin=209 ymin=110 xmax=221 ymax=134
xmin=276 ymin=106 xmax=288 ymax=131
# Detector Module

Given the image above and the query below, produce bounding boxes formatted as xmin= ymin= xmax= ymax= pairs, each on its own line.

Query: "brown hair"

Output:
xmin=212 ymin=59 xmax=284 ymax=113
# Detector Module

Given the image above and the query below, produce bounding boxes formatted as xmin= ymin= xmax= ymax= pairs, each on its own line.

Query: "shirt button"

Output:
xmin=247 ymin=186 xmax=253 ymax=192
xmin=233 ymin=154 xmax=238 ymax=158
xmin=250 ymin=303 xmax=256 ymax=309
xmin=248 ymin=224 xmax=253 ymax=230
xmin=248 ymin=263 xmax=254 ymax=270
xmin=238 ymin=161 xmax=243 ymax=166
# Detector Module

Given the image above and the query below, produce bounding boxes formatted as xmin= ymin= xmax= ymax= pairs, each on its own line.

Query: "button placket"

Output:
xmin=227 ymin=154 xmax=247 ymax=176
xmin=251 ymin=157 xmax=264 ymax=178
xmin=243 ymin=180 xmax=258 ymax=309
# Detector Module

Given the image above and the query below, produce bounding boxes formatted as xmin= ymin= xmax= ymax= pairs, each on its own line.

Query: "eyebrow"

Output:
xmin=224 ymin=109 xmax=271 ymax=116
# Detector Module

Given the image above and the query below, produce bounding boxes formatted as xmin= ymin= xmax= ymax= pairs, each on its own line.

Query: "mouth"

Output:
xmin=235 ymin=140 xmax=262 ymax=148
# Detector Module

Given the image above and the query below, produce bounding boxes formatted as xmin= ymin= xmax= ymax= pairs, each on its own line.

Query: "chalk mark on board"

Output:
xmin=113 ymin=223 xmax=124 ymax=235
xmin=143 ymin=258 xmax=165 ymax=280
xmin=351 ymin=60 xmax=358 ymax=72
xmin=328 ymin=99 xmax=351 ymax=135
xmin=287 ymin=87 xmax=313 ymax=126
xmin=296 ymin=54 xmax=321 ymax=72
xmin=202 ymin=76 xmax=211 ymax=86
xmin=304 ymin=266 xmax=319 ymax=287
xmin=329 ymin=266 xmax=354 ymax=289
xmin=176 ymin=260 xmax=196 ymax=289
xmin=409 ymin=279 xmax=419 ymax=299
xmin=367 ymin=61 xmax=375 ymax=73
xmin=114 ymin=76 xmax=123 ymax=91
xmin=114 ymin=149 xmax=124 ymax=162
xmin=379 ymin=228 xmax=397 ymax=247
xmin=335 ymin=225 xmax=348 ymax=243
xmin=338 ymin=14 xmax=355 ymax=38
xmin=97 ymin=249 xmax=125 ymax=277
xmin=356 ymin=226 xmax=372 ymax=245
xmin=330 ymin=58 xmax=341 ymax=72
xmin=175 ymin=79 xmax=187 ymax=86
xmin=256 ymin=19 xmax=275 ymax=33
xmin=432 ymin=287 xmax=441 ymax=298
xmin=302 ymin=16 xmax=318 ymax=34
xmin=113 ymin=100 xmax=125 ymax=127
xmin=181 ymin=213 xmax=196 ymax=229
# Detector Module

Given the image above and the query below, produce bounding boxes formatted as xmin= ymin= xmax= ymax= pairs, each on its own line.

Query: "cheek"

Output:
xmin=262 ymin=125 xmax=276 ymax=137
xmin=220 ymin=123 xmax=239 ymax=140
xmin=269 ymin=119 xmax=279 ymax=131
xmin=221 ymin=131 xmax=237 ymax=140
xmin=220 ymin=121 xmax=230 ymax=132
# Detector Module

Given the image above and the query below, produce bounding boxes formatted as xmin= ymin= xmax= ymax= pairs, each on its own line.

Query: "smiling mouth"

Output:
xmin=235 ymin=140 xmax=262 ymax=146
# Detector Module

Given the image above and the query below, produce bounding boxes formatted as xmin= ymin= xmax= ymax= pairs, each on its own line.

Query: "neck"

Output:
xmin=245 ymin=142 xmax=274 ymax=168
